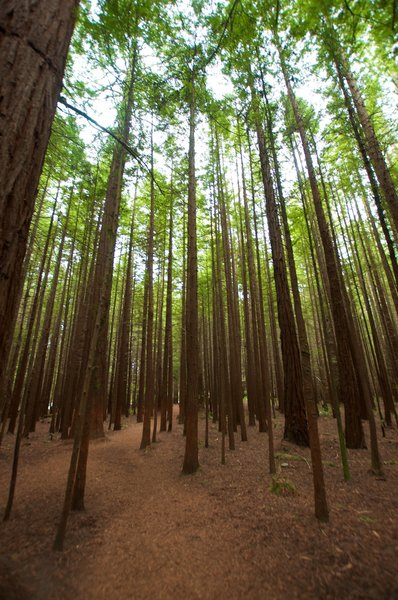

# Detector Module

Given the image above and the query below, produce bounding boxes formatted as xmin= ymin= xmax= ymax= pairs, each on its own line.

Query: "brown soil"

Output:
xmin=0 ymin=409 xmax=398 ymax=600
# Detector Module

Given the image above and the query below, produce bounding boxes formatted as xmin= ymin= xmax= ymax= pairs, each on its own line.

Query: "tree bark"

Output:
xmin=0 ymin=0 xmax=79 ymax=389
xmin=249 ymin=74 xmax=309 ymax=447
xmin=278 ymin=45 xmax=365 ymax=449
xmin=182 ymin=62 xmax=199 ymax=474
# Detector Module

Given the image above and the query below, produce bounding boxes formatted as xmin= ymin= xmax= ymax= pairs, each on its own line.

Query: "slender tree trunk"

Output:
xmin=140 ymin=126 xmax=155 ymax=450
xmin=137 ymin=278 xmax=149 ymax=424
xmin=7 ymin=195 xmax=58 ymax=434
xmin=262 ymin=85 xmax=327 ymax=518
xmin=152 ymin=257 xmax=165 ymax=443
xmin=331 ymin=44 xmax=398 ymax=231
xmin=214 ymin=129 xmax=247 ymax=442
xmin=335 ymin=66 xmax=398 ymax=298
xmin=237 ymin=203 xmax=256 ymax=427
xmin=71 ymin=42 xmax=138 ymax=510
xmin=182 ymin=61 xmax=199 ymax=474
xmin=25 ymin=187 xmax=74 ymax=434
xmin=278 ymin=45 xmax=365 ymax=449
xmin=160 ymin=197 xmax=174 ymax=433
xmin=249 ymin=73 xmax=309 ymax=446
xmin=178 ymin=212 xmax=187 ymax=426
xmin=244 ymin=130 xmax=269 ymax=430
xmin=114 ymin=194 xmax=136 ymax=430
xmin=47 ymin=220 xmax=77 ymax=433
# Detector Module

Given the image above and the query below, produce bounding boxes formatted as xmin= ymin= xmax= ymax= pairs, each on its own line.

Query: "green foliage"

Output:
xmin=275 ymin=452 xmax=306 ymax=463
xmin=358 ymin=515 xmax=375 ymax=524
xmin=269 ymin=476 xmax=297 ymax=497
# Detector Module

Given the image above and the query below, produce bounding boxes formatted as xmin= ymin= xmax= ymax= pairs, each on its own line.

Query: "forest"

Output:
xmin=0 ymin=0 xmax=398 ymax=598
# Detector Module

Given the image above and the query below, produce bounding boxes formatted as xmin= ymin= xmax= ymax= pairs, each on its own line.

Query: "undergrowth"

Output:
xmin=269 ymin=476 xmax=297 ymax=497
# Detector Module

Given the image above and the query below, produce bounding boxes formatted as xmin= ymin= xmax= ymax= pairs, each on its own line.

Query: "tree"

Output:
xmin=182 ymin=46 xmax=200 ymax=474
xmin=0 ymin=0 xmax=80 ymax=391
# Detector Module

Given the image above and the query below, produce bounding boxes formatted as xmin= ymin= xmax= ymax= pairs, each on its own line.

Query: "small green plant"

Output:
xmin=318 ymin=405 xmax=331 ymax=417
xmin=383 ymin=459 xmax=397 ymax=466
xmin=358 ymin=515 xmax=375 ymax=524
xmin=269 ymin=476 xmax=297 ymax=497
xmin=275 ymin=452 xmax=305 ymax=463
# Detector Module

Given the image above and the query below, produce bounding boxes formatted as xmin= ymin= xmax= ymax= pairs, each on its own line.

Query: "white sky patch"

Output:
xmin=67 ymin=53 xmax=118 ymax=154
xmin=206 ymin=60 xmax=235 ymax=99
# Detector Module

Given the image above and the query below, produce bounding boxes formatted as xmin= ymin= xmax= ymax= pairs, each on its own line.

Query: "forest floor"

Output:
xmin=0 ymin=408 xmax=398 ymax=600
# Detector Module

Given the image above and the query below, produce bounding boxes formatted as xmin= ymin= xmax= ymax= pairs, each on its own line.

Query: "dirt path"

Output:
xmin=1 ymin=410 xmax=398 ymax=599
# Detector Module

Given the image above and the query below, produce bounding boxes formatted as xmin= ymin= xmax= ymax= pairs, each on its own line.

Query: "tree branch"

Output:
xmin=275 ymin=0 xmax=281 ymax=32
xmin=58 ymin=96 xmax=165 ymax=194
xmin=205 ymin=0 xmax=241 ymax=67
xmin=343 ymin=0 xmax=355 ymax=17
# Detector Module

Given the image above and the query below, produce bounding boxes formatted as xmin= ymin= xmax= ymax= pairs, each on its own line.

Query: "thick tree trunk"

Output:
xmin=0 ymin=0 xmax=79 ymax=388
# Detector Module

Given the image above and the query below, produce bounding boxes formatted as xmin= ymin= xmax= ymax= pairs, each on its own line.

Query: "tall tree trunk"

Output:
xmin=24 ymin=186 xmax=74 ymax=435
xmin=47 ymin=213 xmax=78 ymax=433
xmin=249 ymin=74 xmax=309 ymax=446
xmin=140 ymin=126 xmax=155 ymax=450
xmin=182 ymin=60 xmax=199 ymax=474
xmin=0 ymin=0 xmax=79 ymax=390
xmin=71 ymin=42 xmax=138 ymax=510
xmin=278 ymin=45 xmax=365 ymax=449
xmin=214 ymin=129 xmax=247 ymax=442
xmin=114 ymin=194 xmax=136 ymax=430
xmin=178 ymin=211 xmax=187 ymax=426
xmin=152 ymin=253 xmax=165 ymax=443
xmin=213 ymin=204 xmax=235 ymax=451
xmin=330 ymin=42 xmax=398 ymax=231
xmin=262 ymin=86 xmax=327 ymax=519
xmin=335 ymin=65 xmax=398 ymax=298
xmin=60 ymin=203 xmax=101 ymax=439
xmin=7 ymin=194 xmax=58 ymax=434
xmin=245 ymin=130 xmax=269 ymax=430
xmin=160 ymin=195 xmax=174 ymax=433
xmin=237 ymin=194 xmax=256 ymax=427
xmin=136 ymin=277 xmax=149 ymax=424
